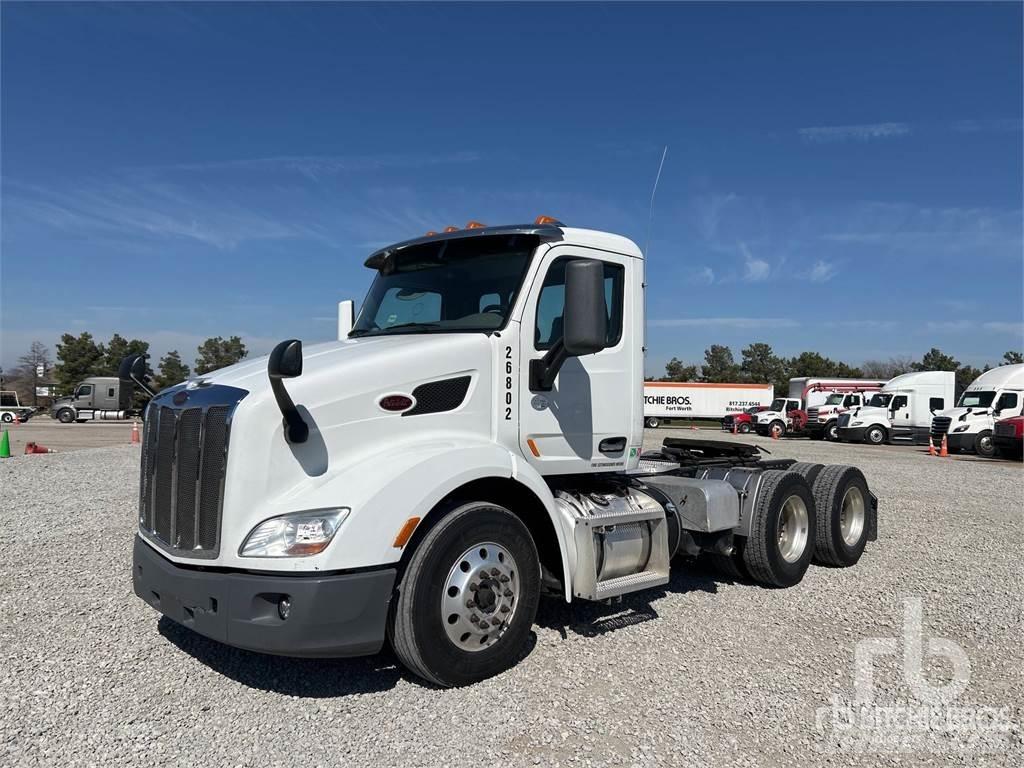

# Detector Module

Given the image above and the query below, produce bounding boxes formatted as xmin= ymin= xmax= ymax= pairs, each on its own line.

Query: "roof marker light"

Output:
xmin=465 ymin=221 xmax=487 ymax=229
xmin=425 ymin=230 xmax=438 ymax=236
xmin=534 ymin=215 xmax=563 ymax=226
xmin=443 ymin=226 xmax=459 ymax=233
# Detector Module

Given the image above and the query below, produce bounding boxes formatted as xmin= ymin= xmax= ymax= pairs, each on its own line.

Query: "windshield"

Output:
xmin=352 ymin=235 xmax=536 ymax=337
xmin=867 ymin=393 xmax=892 ymax=408
xmin=824 ymin=394 xmax=845 ymax=405
xmin=957 ymin=390 xmax=996 ymax=409
xmin=768 ymin=398 xmax=787 ymax=411
xmin=744 ymin=406 xmax=763 ymax=414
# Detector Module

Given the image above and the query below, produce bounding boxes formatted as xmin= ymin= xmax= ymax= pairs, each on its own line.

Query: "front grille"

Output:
xmin=139 ymin=385 xmax=246 ymax=559
xmin=931 ymin=416 xmax=952 ymax=439
xmin=837 ymin=413 xmax=851 ymax=428
xmin=807 ymin=407 xmax=820 ymax=421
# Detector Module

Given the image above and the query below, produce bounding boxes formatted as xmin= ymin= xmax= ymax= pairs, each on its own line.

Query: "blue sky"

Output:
xmin=2 ymin=1 xmax=1021 ymax=377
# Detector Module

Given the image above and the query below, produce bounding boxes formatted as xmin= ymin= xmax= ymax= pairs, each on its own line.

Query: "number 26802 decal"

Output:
xmin=504 ymin=346 xmax=513 ymax=420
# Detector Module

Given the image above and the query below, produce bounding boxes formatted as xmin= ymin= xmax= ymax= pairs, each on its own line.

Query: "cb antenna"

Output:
xmin=644 ymin=145 xmax=668 ymax=259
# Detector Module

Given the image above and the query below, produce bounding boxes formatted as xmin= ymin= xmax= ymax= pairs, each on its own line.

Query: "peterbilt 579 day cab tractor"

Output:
xmin=129 ymin=219 xmax=879 ymax=687
xmin=836 ymin=371 xmax=955 ymax=446
xmin=930 ymin=363 xmax=1024 ymax=457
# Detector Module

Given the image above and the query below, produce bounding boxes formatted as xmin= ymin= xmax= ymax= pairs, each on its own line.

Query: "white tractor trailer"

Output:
xmin=129 ymin=220 xmax=879 ymax=687
xmin=930 ymin=364 xmax=1024 ymax=457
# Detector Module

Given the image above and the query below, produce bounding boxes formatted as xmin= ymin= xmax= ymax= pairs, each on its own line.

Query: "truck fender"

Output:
xmin=311 ymin=440 xmax=574 ymax=596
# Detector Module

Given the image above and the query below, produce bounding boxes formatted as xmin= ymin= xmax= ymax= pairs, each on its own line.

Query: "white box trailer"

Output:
xmin=643 ymin=382 xmax=774 ymax=427
xmin=129 ymin=218 xmax=878 ymax=687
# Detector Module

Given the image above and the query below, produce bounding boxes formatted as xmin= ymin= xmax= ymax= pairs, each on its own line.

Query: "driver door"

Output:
xmin=517 ymin=245 xmax=635 ymax=474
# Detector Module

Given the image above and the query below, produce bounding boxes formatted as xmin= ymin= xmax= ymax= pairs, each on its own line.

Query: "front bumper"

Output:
xmin=932 ymin=431 xmax=972 ymax=451
xmin=836 ymin=426 xmax=867 ymax=442
xmin=133 ymin=536 xmax=396 ymax=658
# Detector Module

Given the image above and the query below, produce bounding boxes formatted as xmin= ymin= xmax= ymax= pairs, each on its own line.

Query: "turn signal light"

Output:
xmin=393 ymin=517 xmax=422 ymax=548
xmin=443 ymin=225 xmax=459 ymax=233
xmin=534 ymin=215 xmax=563 ymax=226
xmin=465 ymin=221 xmax=487 ymax=229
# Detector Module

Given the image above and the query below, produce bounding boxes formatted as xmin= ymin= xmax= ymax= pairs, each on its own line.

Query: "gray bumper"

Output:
xmin=133 ymin=536 xmax=396 ymax=658
xmin=836 ymin=426 xmax=867 ymax=442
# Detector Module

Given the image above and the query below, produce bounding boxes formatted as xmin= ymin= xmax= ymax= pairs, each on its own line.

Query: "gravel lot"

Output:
xmin=1 ymin=432 xmax=1020 ymax=766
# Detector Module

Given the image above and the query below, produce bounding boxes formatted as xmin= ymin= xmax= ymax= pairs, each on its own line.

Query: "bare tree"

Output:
xmin=16 ymin=341 xmax=53 ymax=407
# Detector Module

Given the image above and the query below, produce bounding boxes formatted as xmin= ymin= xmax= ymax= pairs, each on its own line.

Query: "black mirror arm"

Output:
xmin=270 ymin=378 xmax=309 ymax=443
xmin=529 ymin=339 xmax=568 ymax=392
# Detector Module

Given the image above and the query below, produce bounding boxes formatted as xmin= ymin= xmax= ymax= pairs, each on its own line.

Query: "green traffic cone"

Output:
xmin=0 ymin=430 xmax=10 ymax=459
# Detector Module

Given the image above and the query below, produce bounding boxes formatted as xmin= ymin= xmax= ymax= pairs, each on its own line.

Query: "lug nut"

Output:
xmin=491 ymin=617 xmax=502 ymax=626
xmin=468 ymin=583 xmax=478 ymax=592
xmin=465 ymin=599 xmax=476 ymax=608
xmin=503 ymin=589 xmax=513 ymax=597
xmin=500 ymin=605 xmax=510 ymax=613
xmin=498 ymin=575 xmax=510 ymax=583
xmin=470 ymin=614 xmax=479 ymax=623
xmin=490 ymin=568 xmax=500 ymax=576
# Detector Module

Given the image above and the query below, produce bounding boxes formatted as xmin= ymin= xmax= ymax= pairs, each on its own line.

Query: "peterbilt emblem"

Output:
xmin=172 ymin=391 xmax=189 ymax=405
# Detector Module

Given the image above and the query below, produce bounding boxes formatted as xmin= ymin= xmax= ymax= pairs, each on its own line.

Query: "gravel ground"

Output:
xmin=1 ymin=432 xmax=1021 ymax=767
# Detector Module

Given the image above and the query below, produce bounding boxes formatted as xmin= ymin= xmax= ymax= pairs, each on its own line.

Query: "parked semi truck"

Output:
xmin=643 ymin=382 xmax=772 ymax=428
xmin=50 ymin=376 xmax=147 ymax=423
xmin=754 ymin=377 xmax=886 ymax=438
xmin=930 ymin=364 xmax=1024 ymax=457
xmin=130 ymin=219 xmax=878 ymax=687
xmin=836 ymin=371 xmax=954 ymax=446
xmin=992 ymin=415 xmax=1023 ymax=460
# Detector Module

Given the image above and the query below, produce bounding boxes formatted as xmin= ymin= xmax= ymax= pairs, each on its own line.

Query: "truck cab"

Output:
xmin=51 ymin=377 xmax=139 ymax=423
xmin=753 ymin=398 xmax=801 ymax=437
xmin=930 ymin=364 xmax=1024 ymax=457
xmin=805 ymin=392 xmax=872 ymax=441
xmin=130 ymin=219 xmax=878 ymax=687
xmin=837 ymin=371 xmax=955 ymax=446
xmin=0 ymin=391 xmax=34 ymax=424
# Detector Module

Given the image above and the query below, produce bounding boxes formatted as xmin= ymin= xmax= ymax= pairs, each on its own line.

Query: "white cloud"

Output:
xmin=690 ymin=266 xmax=715 ymax=285
xmin=739 ymin=242 xmax=770 ymax=282
xmin=927 ymin=320 xmax=974 ymax=332
xmin=650 ymin=317 xmax=799 ymax=329
xmin=799 ymin=122 xmax=911 ymax=143
xmin=805 ymin=259 xmax=839 ymax=282
xmin=982 ymin=321 xmax=1024 ymax=336
xmin=156 ymin=151 xmax=482 ymax=180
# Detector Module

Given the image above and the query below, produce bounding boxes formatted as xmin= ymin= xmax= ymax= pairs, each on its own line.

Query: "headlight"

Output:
xmin=953 ymin=425 xmax=970 ymax=433
xmin=240 ymin=508 xmax=350 ymax=557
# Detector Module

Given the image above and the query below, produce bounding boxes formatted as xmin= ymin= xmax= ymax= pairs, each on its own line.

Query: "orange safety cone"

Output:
xmin=131 ymin=421 xmax=140 ymax=444
xmin=771 ymin=424 xmax=781 ymax=440
xmin=732 ymin=421 xmax=737 ymax=435
xmin=13 ymin=412 xmax=20 ymax=426
xmin=928 ymin=437 xmax=936 ymax=456
xmin=939 ymin=434 xmax=948 ymax=458
xmin=24 ymin=442 xmax=55 ymax=454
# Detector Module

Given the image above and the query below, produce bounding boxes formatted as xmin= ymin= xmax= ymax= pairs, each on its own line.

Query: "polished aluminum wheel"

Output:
xmin=840 ymin=485 xmax=866 ymax=546
xmin=441 ymin=542 xmax=520 ymax=652
xmin=776 ymin=494 xmax=809 ymax=563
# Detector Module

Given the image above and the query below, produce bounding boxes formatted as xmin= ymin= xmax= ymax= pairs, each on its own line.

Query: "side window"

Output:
xmin=786 ymin=401 xmax=799 ymax=412
xmin=929 ymin=397 xmax=945 ymax=411
xmin=78 ymin=385 xmax=93 ymax=397
xmin=892 ymin=395 xmax=908 ymax=409
xmin=107 ymin=387 xmax=116 ymax=398
xmin=997 ymin=392 xmax=1018 ymax=411
xmin=372 ymin=287 xmax=442 ymax=328
xmin=535 ymin=258 xmax=624 ymax=350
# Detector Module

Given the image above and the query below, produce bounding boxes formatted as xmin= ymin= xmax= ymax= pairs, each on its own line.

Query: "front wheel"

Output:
xmin=738 ymin=422 xmax=751 ymax=434
xmin=864 ymin=425 xmax=887 ymax=445
xmin=645 ymin=417 xmax=660 ymax=428
xmin=56 ymin=409 xmax=75 ymax=424
xmin=388 ymin=502 xmax=540 ymax=687
xmin=826 ymin=422 xmax=839 ymax=441
xmin=974 ymin=430 xmax=995 ymax=458
xmin=0 ymin=413 xmax=12 ymax=423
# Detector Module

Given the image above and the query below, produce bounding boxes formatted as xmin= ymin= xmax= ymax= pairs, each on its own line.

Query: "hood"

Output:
xmin=850 ymin=406 xmax=887 ymax=420
xmin=51 ymin=396 xmax=72 ymax=407
xmin=936 ymin=406 xmax=990 ymax=422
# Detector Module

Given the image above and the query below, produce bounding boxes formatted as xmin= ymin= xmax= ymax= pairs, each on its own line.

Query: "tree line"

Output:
xmin=659 ymin=343 xmax=1024 ymax=399
xmin=1 ymin=333 xmax=249 ymax=403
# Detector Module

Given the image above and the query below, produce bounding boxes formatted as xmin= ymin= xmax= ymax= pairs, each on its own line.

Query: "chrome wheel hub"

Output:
xmin=840 ymin=485 xmax=866 ymax=546
xmin=441 ymin=542 xmax=519 ymax=652
xmin=777 ymin=494 xmax=809 ymax=563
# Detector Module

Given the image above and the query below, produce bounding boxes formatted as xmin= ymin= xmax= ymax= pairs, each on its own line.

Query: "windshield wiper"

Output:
xmin=350 ymin=322 xmax=442 ymax=337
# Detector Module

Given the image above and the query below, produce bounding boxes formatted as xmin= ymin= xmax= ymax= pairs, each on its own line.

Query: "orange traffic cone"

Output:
xmin=732 ymin=421 xmax=737 ymax=435
xmin=131 ymin=421 xmax=140 ymax=444
xmin=771 ymin=424 xmax=781 ymax=440
xmin=24 ymin=442 xmax=55 ymax=454
xmin=939 ymin=434 xmax=948 ymax=458
xmin=928 ymin=437 xmax=936 ymax=456
xmin=13 ymin=413 xmax=19 ymax=426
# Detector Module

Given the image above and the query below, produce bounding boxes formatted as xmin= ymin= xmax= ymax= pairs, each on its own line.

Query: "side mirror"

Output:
xmin=562 ymin=260 xmax=608 ymax=356
xmin=530 ymin=259 xmax=608 ymax=391
xmin=338 ymin=300 xmax=355 ymax=340
xmin=119 ymin=354 xmax=155 ymax=398
xmin=268 ymin=339 xmax=308 ymax=443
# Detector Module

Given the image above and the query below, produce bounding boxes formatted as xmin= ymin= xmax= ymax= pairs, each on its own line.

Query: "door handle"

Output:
xmin=599 ymin=437 xmax=627 ymax=454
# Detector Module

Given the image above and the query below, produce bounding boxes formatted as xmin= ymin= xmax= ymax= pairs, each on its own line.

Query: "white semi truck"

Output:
xmin=130 ymin=220 xmax=878 ymax=687
xmin=642 ymin=382 xmax=773 ymax=427
xmin=929 ymin=364 xmax=1024 ymax=457
xmin=836 ymin=371 xmax=955 ymax=445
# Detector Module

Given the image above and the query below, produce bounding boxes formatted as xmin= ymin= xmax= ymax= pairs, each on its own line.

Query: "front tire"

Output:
xmin=1 ymin=413 xmax=12 ymax=423
xmin=974 ymin=430 xmax=995 ymax=458
xmin=864 ymin=425 xmax=887 ymax=445
xmin=742 ymin=470 xmax=816 ymax=587
xmin=646 ymin=417 xmax=660 ymax=428
xmin=738 ymin=422 xmax=751 ymax=434
xmin=826 ymin=422 xmax=839 ymax=441
xmin=811 ymin=465 xmax=871 ymax=567
xmin=56 ymin=409 xmax=75 ymax=424
xmin=388 ymin=502 xmax=540 ymax=687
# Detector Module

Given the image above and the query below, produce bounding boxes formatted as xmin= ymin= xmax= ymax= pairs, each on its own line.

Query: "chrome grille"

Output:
xmin=807 ymin=407 xmax=820 ymax=421
xmin=930 ymin=416 xmax=952 ymax=439
xmin=139 ymin=385 xmax=246 ymax=559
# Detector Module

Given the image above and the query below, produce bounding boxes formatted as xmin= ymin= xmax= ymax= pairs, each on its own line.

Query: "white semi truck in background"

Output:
xmin=754 ymin=377 xmax=887 ymax=438
xmin=836 ymin=371 xmax=955 ymax=446
xmin=642 ymin=382 xmax=773 ymax=427
xmin=929 ymin=364 xmax=1024 ymax=457
xmin=129 ymin=219 xmax=878 ymax=687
